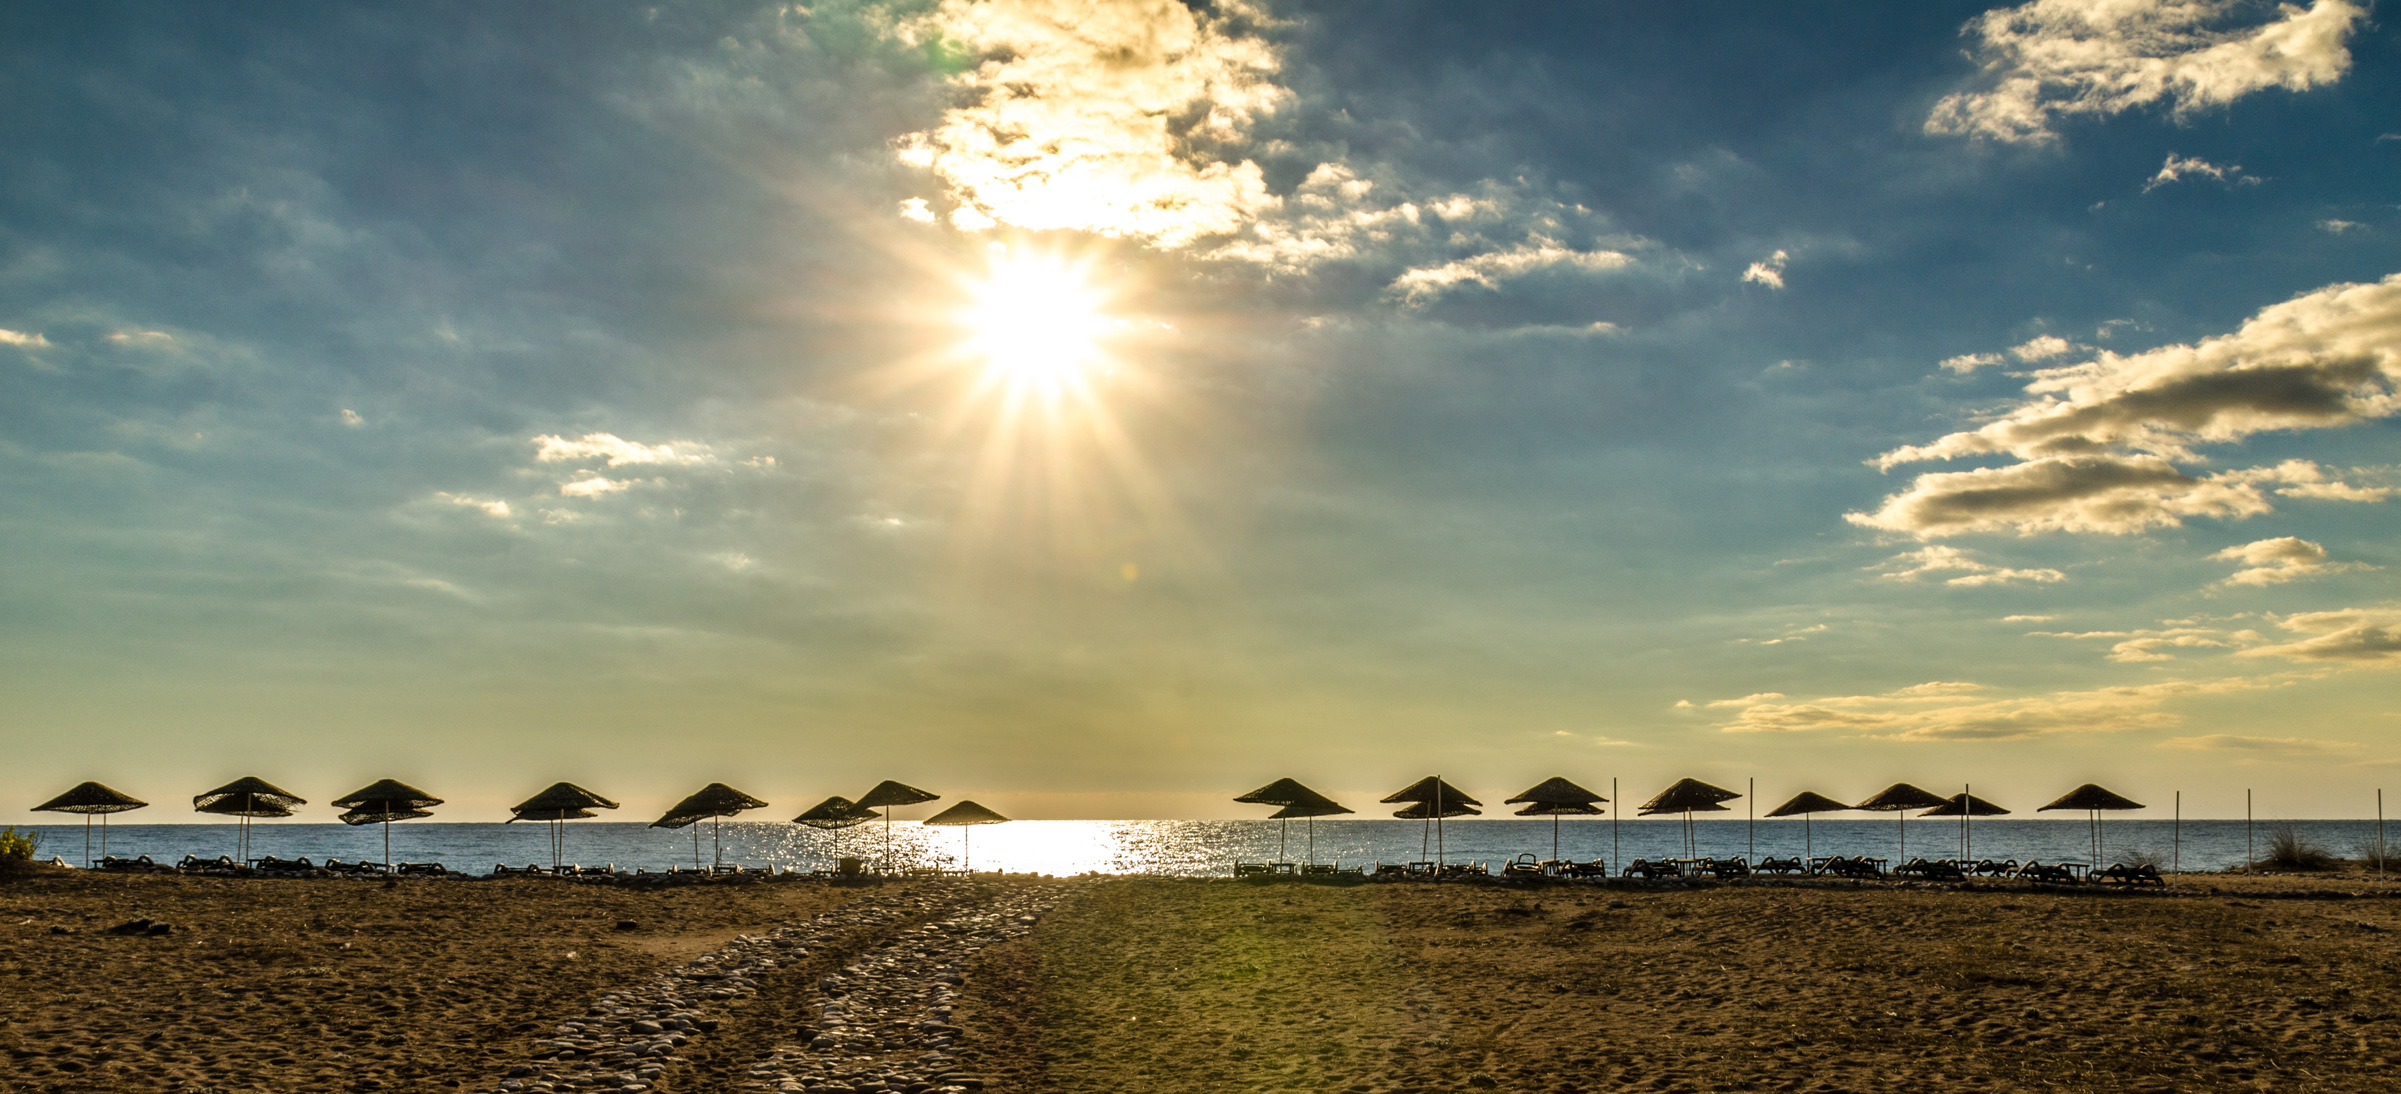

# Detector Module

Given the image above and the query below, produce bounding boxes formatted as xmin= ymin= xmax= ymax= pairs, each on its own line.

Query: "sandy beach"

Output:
xmin=3 ymin=870 xmax=2397 ymax=1093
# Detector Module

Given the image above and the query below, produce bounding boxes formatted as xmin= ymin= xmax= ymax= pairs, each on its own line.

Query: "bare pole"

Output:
xmin=2172 ymin=791 xmax=2180 ymax=876
xmin=2378 ymin=788 xmax=2386 ymax=884
xmin=1611 ymin=777 xmax=1619 ymax=872
xmin=2246 ymin=789 xmax=2253 ymax=874
xmin=1748 ymin=777 xmax=1755 ymax=861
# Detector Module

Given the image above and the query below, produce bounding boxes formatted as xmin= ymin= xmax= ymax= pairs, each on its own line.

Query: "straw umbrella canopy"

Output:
xmin=1764 ymin=791 xmax=1850 ymax=863
xmin=1920 ymin=791 xmax=2009 ymax=864
xmin=1506 ymin=777 xmax=1608 ymax=861
xmin=1383 ymin=777 xmax=1481 ymax=866
xmin=333 ymin=779 xmax=443 ymax=869
xmin=2038 ymin=783 xmax=2143 ymax=865
xmin=923 ymin=800 xmax=1009 ymax=873
xmin=507 ymin=782 xmax=620 ymax=870
xmin=855 ymin=780 xmax=941 ymax=872
xmin=793 ymin=795 xmax=877 ymax=829
xmin=33 ymin=782 xmax=147 ymax=866
xmin=193 ymin=777 xmax=305 ymax=865
xmin=1268 ymin=798 xmax=1354 ymax=866
xmin=1234 ymin=778 xmax=1348 ymax=863
xmin=651 ymin=783 xmax=768 ymax=870
xmin=1638 ymin=778 xmax=1741 ymax=859
xmin=1853 ymin=783 xmax=1949 ymax=864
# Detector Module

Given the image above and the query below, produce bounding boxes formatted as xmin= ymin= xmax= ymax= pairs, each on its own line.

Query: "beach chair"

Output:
xmin=1301 ymin=863 xmax=1338 ymax=877
xmin=2016 ymin=860 xmax=2082 ymax=884
xmin=2093 ymin=863 xmax=2164 ymax=886
xmin=1893 ymin=858 xmax=1964 ymax=881
xmin=254 ymin=855 xmax=313 ymax=873
xmin=1371 ymin=862 xmax=1407 ymax=877
xmin=1702 ymin=857 xmax=1751 ymax=879
xmin=1621 ymin=858 xmax=1681 ymax=879
xmin=1969 ymin=858 xmax=2019 ymax=877
xmin=1233 ymin=862 xmax=1274 ymax=877
xmin=395 ymin=861 xmax=446 ymax=877
xmin=1562 ymin=858 xmax=1609 ymax=878
xmin=491 ymin=863 xmax=538 ymax=878
xmin=1820 ymin=856 xmax=1884 ymax=880
xmin=1439 ymin=861 xmax=1489 ymax=878
xmin=1503 ymin=853 xmax=1545 ymax=877
xmin=1753 ymin=855 xmax=1804 ymax=875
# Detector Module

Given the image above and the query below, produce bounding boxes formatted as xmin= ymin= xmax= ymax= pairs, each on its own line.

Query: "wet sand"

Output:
xmin=5 ymin=870 xmax=2398 ymax=1093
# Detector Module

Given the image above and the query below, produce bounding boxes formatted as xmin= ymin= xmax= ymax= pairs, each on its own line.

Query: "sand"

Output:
xmin=4 ymin=869 xmax=2397 ymax=1094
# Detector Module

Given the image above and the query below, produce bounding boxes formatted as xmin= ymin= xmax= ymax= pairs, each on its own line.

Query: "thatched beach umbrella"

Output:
xmin=923 ymin=800 xmax=1009 ymax=873
xmin=856 ymin=780 xmax=941 ymax=872
xmin=1854 ymin=783 xmax=1949 ymax=863
xmin=2038 ymin=783 xmax=2143 ymax=865
xmin=1765 ymin=790 xmax=1850 ymax=863
xmin=1920 ymin=790 xmax=2009 ymax=863
xmin=651 ymin=783 xmax=768 ymax=870
xmin=193 ymin=777 xmax=306 ymax=864
xmin=1234 ymin=778 xmax=1349 ymax=863
xmin=1384 ymin=777 xmax=1481 ymax=866
xmin=508 ymin=782 xmax=619 ymax=870
xmin=333 ymin=779 xmax=443 ymax=869
xmin=1507 ymin=777 xmax=1607 ymax=861
xmin=793 ymin=795 xmax=877 ymax=829
xmin=1639 ymin=778 xmax=1741 ymax=858
xmin=33 ymin=782 xmax=147 ymax=866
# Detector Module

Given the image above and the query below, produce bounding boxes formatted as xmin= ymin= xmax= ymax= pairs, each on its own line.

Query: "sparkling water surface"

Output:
xmin=21 ymin=817 xmax=2390 ymax=876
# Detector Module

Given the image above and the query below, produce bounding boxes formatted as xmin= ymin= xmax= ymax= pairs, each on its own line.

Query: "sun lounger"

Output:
xmin=1753 ymin=855 xmax=1805 ymax=875
xmin=491 ymin=863 xmax=543 ymax=878
xmin=1503 ymin=853 xmax=1546 ymax=877
xmin=1439 ymin=862 xmax=1489 ymax=878
xmin=1893 ymin=858 xmax=1965 ymax=881
xmin=177 ymin=854 xmax=251 ymax=876
xmin=1969 ymin=858 xmax=2019 ymax=877
xmin=394 ymin=861 xmax=446 ymax=877
xmin=1700 ymin=857 xmax=1751 ymax=879
xmin=1371 ymin=862 xmax=1407 ymax=877
xmin=1234 ymin=861 xmax=1275 ymax=877
xmin=2093 ymin=862 xmax=2164 ymax=886
xmin=1301 ymin=863 xmax=1339 ymax=876
xmin=2015 ymin=860 xmax=2084 ymax=883
xmin=1621 ymin=858 xmax=1681 ymax=879
xmin=253 ymin=855 xmax=314 ymax=873
xmin=1816 ymin=856 xmax=1885 ymax=879
xmin=96 ymin=855 xmax=172 ymax=873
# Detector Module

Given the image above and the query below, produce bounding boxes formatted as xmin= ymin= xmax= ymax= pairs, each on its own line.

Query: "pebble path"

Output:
xmin=485 ymin=882 xmax=1053 ymax=1094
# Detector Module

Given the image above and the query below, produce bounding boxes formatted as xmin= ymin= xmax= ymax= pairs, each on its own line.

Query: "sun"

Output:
xmin=959 ymin=249 xmax=1113 ymax=394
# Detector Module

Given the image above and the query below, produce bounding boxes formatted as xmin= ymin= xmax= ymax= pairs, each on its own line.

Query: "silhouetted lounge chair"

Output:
xmin=394 ymin=861 xmax=446 ymax=877
xmin=1893 ymin=858 xmax=1965 ymax=881
xmin=1817 ymin=856 xmax=1885 ymax=879
xmin=1969 ymin=858 xmax=2019 ymax=877
xmin=1503 ymin=853 xmax=1545 ymax=877
xmin=254 ymin=855 xmax=314 ymax=873
xmin=2015 ymin=860 xmax=2084 ymax=883
xmin=1753 ymin=855 xmax=1804 ymax=874
xmin=1234 ymin=862 xmax=1274 ymax=877
xmin=1701 ymin=857 xmax=1751 ymax=879
xmin=1622 ymin=858 xmax=1681 ymax=879
xmin=491 ymin=863 xmax=542 ymax=877
xmin=2093 ymin=862 xmax=2164 ymax=886
xmin=1301 ymin=863 xmax=1339 ymax=876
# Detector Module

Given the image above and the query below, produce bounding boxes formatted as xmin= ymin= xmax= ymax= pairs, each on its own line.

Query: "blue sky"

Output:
xmin=3 ymin=1 xmax=2396 ymax=822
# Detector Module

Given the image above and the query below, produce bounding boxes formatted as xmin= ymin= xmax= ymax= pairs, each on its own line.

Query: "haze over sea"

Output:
xmin=27 ymin=819 xmax=2377 ymax=877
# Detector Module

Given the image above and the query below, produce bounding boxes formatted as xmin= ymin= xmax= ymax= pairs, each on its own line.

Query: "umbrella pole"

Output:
xmin=101 ymin=812 xmax=108 ymax=862
xmin=1279 ymin=816 xmax=1287 ymax=862
xmin=83 ymin=815 xmax=91 ymax=868
xmin=1553 ymin=814 xmax=1560 ymax=862
xmin=383 ymin=819 xmax=391 ymax=871
xmin=1804 ymin=813 xmax=1812 ymax=863
xmin=1421 ymin=817 xmax=1430 ymax=861
xmin=1748 ymin=777 xmax=1754 ymax=861
xmin=1611 ymin=778 xmax=1618 ymax=871
xmin=1308 ymin=817 xmax=1316 ymax=866
xmin=693 ymin=825 xmax=701 ymax=871
xmin=965 ymin=826 xmax=971 ymax=874
xmin=713 ymin=815 xmax=722 ymax=869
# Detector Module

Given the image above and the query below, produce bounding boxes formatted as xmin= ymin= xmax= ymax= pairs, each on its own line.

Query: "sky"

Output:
xmin=2 ymin=0 xmax=2397 ymax=824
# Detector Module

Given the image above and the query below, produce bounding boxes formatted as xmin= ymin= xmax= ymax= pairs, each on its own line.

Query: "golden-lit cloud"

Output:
xmin=534 ymin=432 xmax=714 ymax=468
xmin=890 ymin=0 xmax=1287 ymax=247
xmin=2211 ymin=535 xmax=2373 ymax=586
xmin=2241 ymin=606 xmax=2401 ymax=662
xmin=2159 ymin=732 xmax=2366 ymax=756
xmin=1926 ymin=0 xmax=2365 ymax=143
xmin=1713 ymin=676 xmax=2266 ymax=740
xmin=2028 ymin=622 xmax=2259 ymax=663
xmin=1877 ymin=545 xmax=2066 ymax=586
xmin=1387 ymin=237 xmax=1634 ymax=305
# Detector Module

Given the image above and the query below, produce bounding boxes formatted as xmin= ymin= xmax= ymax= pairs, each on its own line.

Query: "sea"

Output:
xmin=17 ymin=816 xmax=2393 ymax=877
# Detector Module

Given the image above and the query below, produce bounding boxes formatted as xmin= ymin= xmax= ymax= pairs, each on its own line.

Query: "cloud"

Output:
xmin=1386 ymin=236 xmax=1634 ymax=305
xmin=435 ymin=492 xmax=512 ymax=518
xmin=2241 ymin=606 xmax=2401 ymax=662
xmin=2031 ymin=623 xmax=2255 ymax=662
xmin=1715 ymin=677 xmax=2262 ymax=740
xmin=2142 ymin=153 xmax=2255 ymax=191
xmin=106 ymin=328 xmax=176 ymax=346
xmin=558 ymin=476 xmax=634 ymax=498
xmin=339 ymin=408 xmax=365 ymax=427
xmin=2010 ymin=334 xmax=2074 ymax=361
xmin=1878 ymin=545 xmax=2066 ymax=586
xmin=888 ymin=0 xmax=1289 ymax=248
xmin=2317 ymin=218 xmax=2363 ymax=234
xmin=533 ymin=433 xmax=714 ymax=468
xmin=0 ymin=328 xmax=49 ymax=348
xmin=2210 ymin=535 xmax=2372 ymax=586
xmin=2159 ymin=733 xmax=2365 ymax=755
xmin=2003 ymin=614 xmax=2055 ymax=622
xmin=1941 ymin=352 xmax=2005 ymax=374
xmin=1741 ymin=249 xmax=1789 ymax=290
xmin=1856 ymin=272 xmax=2401 ymax=536
xmin=1925 ymin=0 xmax=2366 ymax=144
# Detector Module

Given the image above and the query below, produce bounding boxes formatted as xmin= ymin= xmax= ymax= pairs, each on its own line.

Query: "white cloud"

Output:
xmin=1941 ymin=351 xmax=2005 ymax=374
xmin=1741 ymin=249 xmax=1789 ymax=290
xmin=558 ymin=476 xmax=634 ymax=498
xmin=1387 ymin=236 xmax=1634 ymax=305
xmin=1856 ymin=272 xmax=2401 ymax=537
xmin=2010 ymin=334 xmax=2075 ymax=361
xmin=2240 ymin=606 xmax=2401 ymax=662
xmin=2142 ymin=153 xmax=2255 ymax=191
xmin=1925 ymin=0 xmax=2366 ymax=144
xmin=2317 ymin=218 xmax=2363 ymax=234
xmin=1878 ymin=545 xmax=2067 ymax=586
xmin=533 ymin=432 xmax=714 ymax=468
xmin=107 ymin=329 xmax=176 ymax=346
xmin=1715 ymin=676 xmax=2263 ymax=740
xmin=340 ymin=408 xmax=365 ymax=427
xmin=2210 ymin=535 xmax=2372 ymax=586
xmin=2159 ymin=732 xmax=2366 ymax=755
xmin=1707 ymin=692 xmax=1788 ymax=708
xmin=0 ymin=328 xmax=49 ymax=348
xmin=898 ymin=197 xmax=936 ymax=224
xmin=435 ymin=492 xmax=512 ymax=518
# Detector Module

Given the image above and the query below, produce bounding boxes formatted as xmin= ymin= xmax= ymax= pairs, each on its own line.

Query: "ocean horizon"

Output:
xmin=21 ymin=817 xmax=2389 ymax=877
